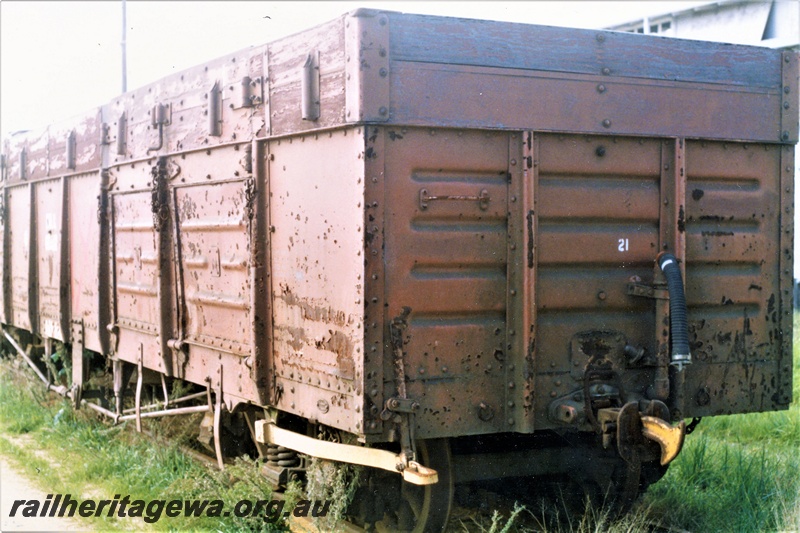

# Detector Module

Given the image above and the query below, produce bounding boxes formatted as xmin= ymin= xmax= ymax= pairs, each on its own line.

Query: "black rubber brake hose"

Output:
xmin=657 ymin=252 xmax=691 ymax=368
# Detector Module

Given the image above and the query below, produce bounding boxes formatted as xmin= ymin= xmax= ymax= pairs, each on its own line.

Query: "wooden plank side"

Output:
xmin=48 ymin=109 xmax=103 ymax=175
xmin=386 ymin=11 xmax=782 ymax=89
xmin=268 ymin=16 xmax=347 ymax=136
xmin=106 ymin=47 xmax=268 ymax=163
xmin=389 ymin=62 xmax=782 ymax=143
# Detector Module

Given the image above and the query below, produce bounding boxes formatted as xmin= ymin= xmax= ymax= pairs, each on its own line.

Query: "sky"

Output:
xmin=0 ymin=0 xmax=711 ymax=138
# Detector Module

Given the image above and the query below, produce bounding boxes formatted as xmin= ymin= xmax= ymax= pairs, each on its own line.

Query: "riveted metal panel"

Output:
xmin=269 ymin=128 xmax=366 ymax=434
xmin=345 ymin=10 xmax=390 ymax=123
xmin=683 ymin=141 xmax=787 ymax=415
xmin=109 ymin=158 xmax=175 ymax=376
xmin=382 ymin=128 xmax=510 ymax=439
xmin=174 ymin=181 xmax=252 ymax=354
xmin=165 ymin=142 xmax=271 ymax=404
xmin=111 ymin=188 xmax=165 ymax=366
xmin=67 ymin=171 xmax=107 ymax=354
xmin=6 ymin=184 xmax=34 ymax=331
xmin=533 ymin=134 xmax=662 ymax=428
xmin=172 ymin=177 xmax=258 ymax=400
xmin=362 ymin=126 xmax=387 ymax=436
xmin=33 ymin=177 xmax=68 ymax=341
xmin=778 ymin=145 xmax=794 ymax=406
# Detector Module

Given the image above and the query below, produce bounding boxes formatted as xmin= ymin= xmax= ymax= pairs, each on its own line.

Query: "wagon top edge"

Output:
xmin=2 ymin=7 xmax=798 ymax=171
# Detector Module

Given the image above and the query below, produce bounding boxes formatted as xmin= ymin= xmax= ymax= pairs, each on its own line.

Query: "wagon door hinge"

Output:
xmin=233 ymin=76 xmax=263 ymax=109
xmin=167 ymin=338 xmax=188 ymax=377
xmin=150 ymin=157 xmax=169 ymax=232
xmin=382 ymin=397 xmax=421 ymax=415
xmin=385 ymin=307 xmax=418 ymax=469
xmin=101 ymin=122 xmax=111 ymax=145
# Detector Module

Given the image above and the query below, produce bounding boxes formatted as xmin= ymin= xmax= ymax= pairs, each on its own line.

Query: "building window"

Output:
xmin=623 ymin=19 xmax=672 ymax=35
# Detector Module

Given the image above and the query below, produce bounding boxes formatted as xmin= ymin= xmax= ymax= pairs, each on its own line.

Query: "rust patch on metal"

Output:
xmin=318 ymin=330 xmax=356 ymax=378
xmin=277 ymin=284 xmax=350 ymax=328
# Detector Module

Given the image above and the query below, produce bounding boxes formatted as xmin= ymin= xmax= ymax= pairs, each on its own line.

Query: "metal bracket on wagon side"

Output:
xmin=626 ymin=282 xmax=669 ymax=300
xmin=254 ymin=420 xmax=439 ymax=486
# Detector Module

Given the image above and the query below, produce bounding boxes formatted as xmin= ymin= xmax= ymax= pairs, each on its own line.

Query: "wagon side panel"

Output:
xmin=170 ymin=145 xmax=266 ymax=405
xmin=67 ymin=171 xmax=106 ymax=354
xmin=7 ymin=184 xmax=34 ymax=332
xmin=109 ymin=161 xmax=175 ymax=376
xmin=33 ymin=177 xmax=68 ymax=341
xmin=532 ymin=134 xmax=662 ymax=430
xmin=269 ymin=128 xmax=366 ymax=434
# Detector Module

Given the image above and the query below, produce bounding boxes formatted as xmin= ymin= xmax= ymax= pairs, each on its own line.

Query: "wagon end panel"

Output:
xmin=529 ymin=134 xmax=793 ymax=429
xmin=532 ymin=134 xmax=663 ymax=431
xmin=383 ymin=128 xmax=512 ymax=439
xmin=683 ymin=141 xmax=792 ymax=415
xmin=269 ymin=128 xmax=366 ymax=435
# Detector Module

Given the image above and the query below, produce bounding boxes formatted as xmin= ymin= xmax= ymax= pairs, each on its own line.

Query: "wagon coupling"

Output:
xmin=598 ymin=401 xmax=685 ymax=468
xmin=254 ymin=420 xmax=439 ymax=486
xmin=641 ymin=416 xmax=686 ymax=466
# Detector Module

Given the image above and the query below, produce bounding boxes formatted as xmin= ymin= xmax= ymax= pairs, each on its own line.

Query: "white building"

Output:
xmin=607 ymin=0 xmax=799 ymax=50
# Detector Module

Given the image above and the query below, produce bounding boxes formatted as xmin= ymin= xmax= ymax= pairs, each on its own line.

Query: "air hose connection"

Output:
xmin=657 ymin=252 xmax=691 ymax=371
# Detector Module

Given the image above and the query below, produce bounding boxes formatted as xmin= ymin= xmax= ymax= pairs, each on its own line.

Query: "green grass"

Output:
xmin=0 ymin=361 xmax=290 ymax=531
xmin=639 ymin=312 xmax=800 ymax=533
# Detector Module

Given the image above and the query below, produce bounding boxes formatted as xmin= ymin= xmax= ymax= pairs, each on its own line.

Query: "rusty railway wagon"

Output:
xmin=1 ymin=9 xmax=798 ymax=531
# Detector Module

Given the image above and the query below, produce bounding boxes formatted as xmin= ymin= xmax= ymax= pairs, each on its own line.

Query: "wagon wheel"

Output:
xmin=353 ymin=438 xmax=454 ymax=533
